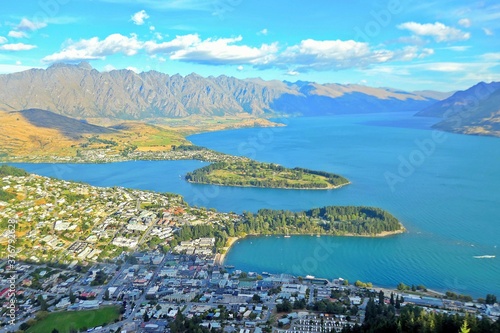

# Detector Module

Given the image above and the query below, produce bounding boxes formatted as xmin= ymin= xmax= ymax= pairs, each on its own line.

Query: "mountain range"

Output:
xmin=416 ymin=81 xmax=500 ymax=137
xmin=1 ymin=62 xmax=498 ymax=138
xmin=0 ymin=62 xmax=446 ymax=120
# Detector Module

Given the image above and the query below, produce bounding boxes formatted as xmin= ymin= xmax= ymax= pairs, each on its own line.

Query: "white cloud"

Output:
xmin=259 ymin=28 xmax=268 ymax=35
xmin=481 ymin=53 xmax=500 ymax=61
xmin=237 ymin=65 xmax=243 ymax=71
xmin=126 ymin=66 xmax=139 ymax=73
xmin=8 ymin=30 xmax=27 ymax=38
xmin=144 ymin=34 xmax=200 ymax=53
xmin=149 ymin=25 xmax=155 ymax=31
xmin=286 ymin=70 xmax=299 ymax=76
xmin=131 ymin=10 xmax=149 ymax=25
xmin=394 ymin=46 xmax=434 ymax=61
xmin=0 ymin=36 xmax=7 ymax=44
xmin=0 ymin=43 xmax=37 ymax=51
xmin=458 ymin=18 xmax=471 ymax=28
xmin=15 ymin=60 xmax=22 ymax=65
xmin=443 ymin=46 xmax=470 ymax=52
xmin=398 ymin=21 xmax=470 ymax=42
xmin=482 ymin=28 xmax=493 ymax=36
xmin=103 ymin=64 xmax=116 ymax=71
xmin=42 ymin=34 xmax=142 ymax=63
xmin=276 ymin=39 xmax=393 ymax=71
xmin=146 ymin=34 xmax=278 ymax=65
xmin=0 ymin=63 xmax=40 ymax=74
xmin=421 ymin=62 xmax=467 ymax=72
xmin=17 ymin=18 xmax=47 ymax=31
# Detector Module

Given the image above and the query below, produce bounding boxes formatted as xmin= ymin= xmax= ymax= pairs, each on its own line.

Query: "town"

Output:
xmin=1 ymin=170 xmax=499 ymax=333
xmin=1 ymin=249 xmax=499 ymax=333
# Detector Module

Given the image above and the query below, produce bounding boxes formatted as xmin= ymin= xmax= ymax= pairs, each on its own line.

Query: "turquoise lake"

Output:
xmin=12 ymin=112 xmax=500 ymax=297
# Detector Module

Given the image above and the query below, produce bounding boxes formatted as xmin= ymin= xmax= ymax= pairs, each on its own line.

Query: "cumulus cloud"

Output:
xmin=259 ymin=28 xmax=268 ymax=35
xmin=0 ymin=43 xmax=37 ymax=51
xmin=398 ymin=21 xmax=470 ymax=42
xmin=0 ymin=36 xmax=7 ymax=44
xmin=40 ymin=32 xmax=438 ymax=72
xmin=146 ymin=34 xmax=278 ymax=65
xmin=144 ymin=34 xmax=200 ymax=53
xmin=394 ymin=46 xmax=434 ymax=61
xmin=42 ymin=34 xmax=142 ymax=63
xmin=275 ymin=39 xmax=393 ymax=71
xmin=131 ymin=10 xmax=149 ymax=25
xmin=8 ymin=30 xmax=27 ymax=38
xmin=458 ymin=18 xmax=471 ymax=27
xmin=17 ymin=18 xmax=47 ymax=31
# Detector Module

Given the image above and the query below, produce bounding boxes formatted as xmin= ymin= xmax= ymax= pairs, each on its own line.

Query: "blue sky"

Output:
xmin=0 ymin=0 xmax=499 ymax=91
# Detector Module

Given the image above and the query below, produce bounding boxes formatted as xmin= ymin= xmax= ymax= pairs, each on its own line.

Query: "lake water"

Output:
xmin=12 ymin=112 xmax=500 ymax=297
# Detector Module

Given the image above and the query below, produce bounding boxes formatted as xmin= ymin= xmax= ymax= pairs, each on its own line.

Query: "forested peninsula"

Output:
xmin=173 ymin=205 xmax=405 ymax=252
xmin=185 ymin=161 xmax=350 ymax=189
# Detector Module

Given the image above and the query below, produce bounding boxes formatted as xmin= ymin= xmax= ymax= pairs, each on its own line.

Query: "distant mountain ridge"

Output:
xmin=416 ymin=81 xmax=500 ymax=137
xmin=416 ymin=81 xmax=500 ymax=118
xmin=0 ymin=62 xmax=444 ymax=120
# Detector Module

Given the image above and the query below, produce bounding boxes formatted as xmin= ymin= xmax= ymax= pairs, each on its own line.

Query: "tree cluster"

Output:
xmin=185 ymin=161 xmax=349 ymax=189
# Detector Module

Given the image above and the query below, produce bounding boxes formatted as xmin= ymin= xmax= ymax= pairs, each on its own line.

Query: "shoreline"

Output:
xmin=217 ymin=228 xmax=406 ymax=266
xmin=215 ymin=236 xmax=239 ymax=266
xmin=186 ymin=179 xmax=350 ymax=190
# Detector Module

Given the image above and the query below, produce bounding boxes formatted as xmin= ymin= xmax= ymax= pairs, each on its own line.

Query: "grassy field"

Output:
xmin=26 ymin=306 xmax=120 ymax=333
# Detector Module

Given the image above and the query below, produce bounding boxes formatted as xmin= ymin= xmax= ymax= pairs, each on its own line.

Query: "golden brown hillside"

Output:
xmin=0 ymin=109 xmax=190 ymax=161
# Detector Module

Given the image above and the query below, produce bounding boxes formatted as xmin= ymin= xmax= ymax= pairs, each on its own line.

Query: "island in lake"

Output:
xmin=185 ymin=160 xmax=350 ymax=189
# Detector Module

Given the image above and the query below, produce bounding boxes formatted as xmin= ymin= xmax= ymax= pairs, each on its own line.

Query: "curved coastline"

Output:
xmin=186 ymin=179 xmax=351 ymax=190
xmin=216 ymin=227 xmax=406 ymax=266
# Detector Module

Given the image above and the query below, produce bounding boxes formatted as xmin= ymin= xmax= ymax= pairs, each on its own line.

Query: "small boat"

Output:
xmin=224 ymin=265 xmax=235 ymax=269
xmin=316 ymin=234 xmax=321 ymax=237
xmin=284 ymin=235 xmax=291 ymax=238
xmin=473 ymin=255 xmax=495 ymax=259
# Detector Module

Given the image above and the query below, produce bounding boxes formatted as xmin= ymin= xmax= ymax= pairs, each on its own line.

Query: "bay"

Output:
xmin=12 ymin=112 xmax=500 ymax=297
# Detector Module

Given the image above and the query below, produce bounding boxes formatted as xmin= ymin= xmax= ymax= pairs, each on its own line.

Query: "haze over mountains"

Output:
xmin=0 ymin=62 xmax=443 ymax=120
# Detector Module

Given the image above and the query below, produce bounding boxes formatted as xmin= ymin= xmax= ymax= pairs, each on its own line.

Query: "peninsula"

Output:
xmin=0 ymin=166 xmax=402 ymax=264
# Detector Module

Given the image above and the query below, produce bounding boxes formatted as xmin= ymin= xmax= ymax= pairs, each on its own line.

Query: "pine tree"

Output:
xmin=378 ymin=290 xmax=385 ymax=305
xmin=103 ymin=288 xmax=110 ymax=300
xmin=390 ymin=293 xmax=395 ymax=306
xmin=460 ymin=320 xmax=471 ymax=333
xmin=69 ymin=289 xmax=76 ymax=304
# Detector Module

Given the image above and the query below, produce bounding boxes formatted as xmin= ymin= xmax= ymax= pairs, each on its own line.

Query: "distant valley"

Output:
xmin=1 ymin=63 xmax=499 ymax=164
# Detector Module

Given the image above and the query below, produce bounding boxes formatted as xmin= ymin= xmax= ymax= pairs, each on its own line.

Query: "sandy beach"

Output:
xmin=215 ymin=236 xmax=239 ymax=266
